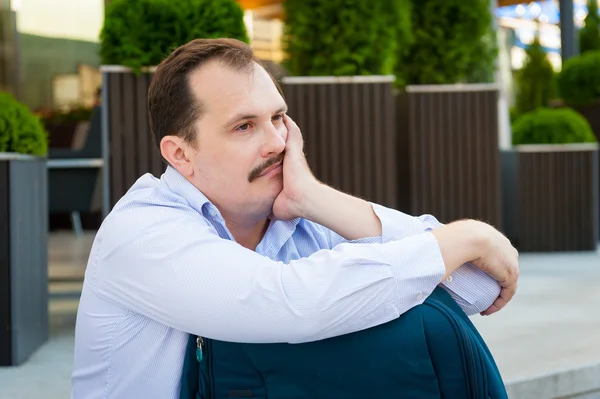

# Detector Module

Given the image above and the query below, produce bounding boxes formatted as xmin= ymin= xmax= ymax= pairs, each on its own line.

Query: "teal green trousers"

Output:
xmin=179 ymin=287 xmax=508 ymax=398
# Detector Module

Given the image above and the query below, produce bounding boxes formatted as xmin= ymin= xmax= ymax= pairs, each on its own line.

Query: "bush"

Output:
xmin=557 ymin=50 xmax=600 ymax=107
xmin=100 ymin=0 xmax=249 ymax=73
xmin=282 ymin=0 xmax=413 ymax=77
xmin=513 ymin=36 xmax=556 ymax=120
xmin=579 ymin=0 xmax=600 ymax=54
xmin=0 ymin=92 xmax=48 ymax=156
xmin=401 ymin=0 xmax=497 ymax=85
xmin=512 ymin=107 xmax=597 ymax=145
xmin=463 ymin=26 xmax=498 ymax=84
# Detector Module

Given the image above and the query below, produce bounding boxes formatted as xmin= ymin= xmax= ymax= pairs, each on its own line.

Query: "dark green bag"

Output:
xmin=180 ymin=287 xmax=508 ymax=398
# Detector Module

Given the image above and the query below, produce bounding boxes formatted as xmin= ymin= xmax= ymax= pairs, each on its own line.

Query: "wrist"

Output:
xmin=431 ymin=219 xmax=487 ymax=277
xmin=296 ymin=179 xmax=328 ymax=221
xmin=455 ymin=219 xmax=490 ymax=261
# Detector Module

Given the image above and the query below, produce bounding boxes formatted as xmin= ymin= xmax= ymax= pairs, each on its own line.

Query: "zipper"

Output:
xmin=427 ymin=299 xmax=482 ymax=399
xmin=196 ymin=337 xmax=204 ymax=362
xmin=457 ymin=320 xmax=479 ymax=398
xmin=196 ymin=336 xmax=215 ymax=399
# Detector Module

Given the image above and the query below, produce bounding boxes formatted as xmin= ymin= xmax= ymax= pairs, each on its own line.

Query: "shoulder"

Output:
xmin=97 ymin=173 xmax=214 ymax=250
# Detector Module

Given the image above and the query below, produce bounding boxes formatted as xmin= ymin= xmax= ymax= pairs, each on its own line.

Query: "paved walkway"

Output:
xmin=0 ymin=232 xmax=599 ymax=398
xmin=472 ymin=249 xmax=600 ymax=383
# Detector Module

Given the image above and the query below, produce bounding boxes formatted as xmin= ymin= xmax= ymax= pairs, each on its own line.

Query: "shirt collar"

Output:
xmin=161 ymin=165 xmax=213 ymax=217
xmin=161 ymin=165 xmax=301 ymax=244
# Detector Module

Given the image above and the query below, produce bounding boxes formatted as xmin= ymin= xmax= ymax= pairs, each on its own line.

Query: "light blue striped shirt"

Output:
xmin=71 ymin=165 xmax=500 ymax=399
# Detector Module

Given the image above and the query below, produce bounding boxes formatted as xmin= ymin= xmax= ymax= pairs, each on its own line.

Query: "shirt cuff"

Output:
xmin=440 ymin=262 xmax=501 ymax=316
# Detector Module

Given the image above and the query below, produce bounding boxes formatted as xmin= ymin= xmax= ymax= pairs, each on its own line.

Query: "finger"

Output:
xmin=283 ymin=114 xmax=300 ymax=139
xmin=283 ymin=115 xmax=304 ymax=153
xmin=481 ymin=282 xmax=517 ymax=316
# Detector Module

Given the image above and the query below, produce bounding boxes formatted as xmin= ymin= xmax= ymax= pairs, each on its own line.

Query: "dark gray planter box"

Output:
xmin=396 ymin=84 xmax=502 ymax=228
xmin=503 ymin=144 xmax=599 ymax=252
xmin=0 ymin=153 xmax=49 ymax=366
xmin=500 ymin=150 xmax=518 ymax=245
xmin=575 ymin=103 xmax=600 ymax=237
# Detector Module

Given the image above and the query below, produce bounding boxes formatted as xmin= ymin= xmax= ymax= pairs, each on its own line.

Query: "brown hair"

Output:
xmin=147 ymin=38 xmax=258 ymax=149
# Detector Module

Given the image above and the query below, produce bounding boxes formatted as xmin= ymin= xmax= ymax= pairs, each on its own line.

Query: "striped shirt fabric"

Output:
xmin=71 ymin=165 xmax=500 ymax=399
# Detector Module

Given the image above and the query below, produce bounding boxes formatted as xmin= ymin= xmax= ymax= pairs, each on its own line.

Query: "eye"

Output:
xmin=272 ymin=114 xmax=283 ymax=122
xmin=236 ymin=122 xmax=251 ymax=132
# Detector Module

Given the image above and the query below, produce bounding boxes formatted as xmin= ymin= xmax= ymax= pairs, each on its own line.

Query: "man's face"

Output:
xmin=184 ymin=61 xmax=288 ymax=220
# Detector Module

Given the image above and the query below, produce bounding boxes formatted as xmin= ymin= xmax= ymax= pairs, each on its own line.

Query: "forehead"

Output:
xmin=188 ymin=60 xmax=285 ymax=121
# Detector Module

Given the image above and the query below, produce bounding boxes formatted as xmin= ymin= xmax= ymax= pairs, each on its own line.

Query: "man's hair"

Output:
xmin=147 ymin=38 xmax=258 ymax=149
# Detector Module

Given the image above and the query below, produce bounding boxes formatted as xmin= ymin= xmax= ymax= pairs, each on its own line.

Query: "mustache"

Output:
xmin=248 ymin=152 xmax=285 ymax=182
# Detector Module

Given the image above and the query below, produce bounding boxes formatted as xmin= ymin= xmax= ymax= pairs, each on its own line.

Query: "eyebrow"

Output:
xmin=224 ymin=105 xmax=288 ymax=129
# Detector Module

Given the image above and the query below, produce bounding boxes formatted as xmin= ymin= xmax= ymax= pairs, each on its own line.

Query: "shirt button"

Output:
xmin=446 ymin=275 xmax=453 ymax=283
xmin=417 ymin=292 xmax=426 ymax=301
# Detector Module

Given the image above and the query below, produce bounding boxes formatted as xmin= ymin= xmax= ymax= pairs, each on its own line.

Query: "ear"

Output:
xmin=160 ymin=135 xmax=195 ymax=177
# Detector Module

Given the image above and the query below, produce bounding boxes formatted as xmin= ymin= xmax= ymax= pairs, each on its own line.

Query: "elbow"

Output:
xmin=280 ymin=304 xmax=332 ymax=344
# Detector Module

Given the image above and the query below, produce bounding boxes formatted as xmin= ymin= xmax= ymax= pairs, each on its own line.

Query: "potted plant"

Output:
xmin=557 ymin=49 xmax=600 ymax=235
xmin=280 ymin=0 xmax=412 ymax=210
xmin=99 ymin=0 xmax=249 ymax=211
xmin=502 ymin=35 xmax=557 ymax=243
xmin=39 ymin=106 xmax=94 ymax=148
xmin=395 ymin=0 xmax=502 ymax=227
xmin=579 ymin=0 xmax=600 ymax=55
xmin=511 ymin=36 xmax=557 ymax=122
xmin=506 ymin=107 xmax=599 ymax=252
xmin=557 ymin=50 xmax=600 ymax=140
xmin=0 ymin=91 xmax=50 ymax=366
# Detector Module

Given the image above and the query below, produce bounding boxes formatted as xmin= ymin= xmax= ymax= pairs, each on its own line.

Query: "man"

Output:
xmin=71 ymin=38 xmax=518 ymax=398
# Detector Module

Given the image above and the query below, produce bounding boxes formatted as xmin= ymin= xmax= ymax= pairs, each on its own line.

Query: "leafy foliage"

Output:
xmin=0 ymin=92 xmax=48 ymax=156
xmin=100 ymin=0 xmax=249 ymax=73
xmin=556 ymin=50 xmax=600 ymax=107
xmin=282 ymin=0 xmax=413 ymax=77
xmin=512 ymin=107 xmax=597 ymax=145
xmin=463 ymin=26 xmax=498 ymax=84
xmin=513 ymin=36 xmax=556 ymax=121
xmin=401 ymin=0 xmax=497 ymax=85
xmin=579 ymin=0 xmax=600 ymax=54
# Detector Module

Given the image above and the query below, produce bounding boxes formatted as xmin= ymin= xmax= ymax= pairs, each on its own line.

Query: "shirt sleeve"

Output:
xmin=89 ymin=204 xmax=447 ymax=344
xmin=323 ymin=203 xmax=501 ymax=316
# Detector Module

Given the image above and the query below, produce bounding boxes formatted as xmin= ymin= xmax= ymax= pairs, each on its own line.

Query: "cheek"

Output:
xmin=207 ymin=150 xmax=254 ymax=182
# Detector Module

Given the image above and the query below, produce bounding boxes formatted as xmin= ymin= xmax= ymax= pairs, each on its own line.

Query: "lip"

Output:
xmin=258 ymin=161 xmax=283 ymax=177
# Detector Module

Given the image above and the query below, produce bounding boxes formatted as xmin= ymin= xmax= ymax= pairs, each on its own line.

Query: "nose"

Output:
xmin=260 ymin=121 xmax=286 ymax=158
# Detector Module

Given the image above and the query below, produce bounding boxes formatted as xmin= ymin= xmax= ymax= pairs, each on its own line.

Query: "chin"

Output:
xmin=261 ymin=187 xmax=282 ymax=214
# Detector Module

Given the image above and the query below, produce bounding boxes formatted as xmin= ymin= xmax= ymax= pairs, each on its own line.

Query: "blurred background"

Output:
xmin=0 ymin=0 xmax=599 ymax=398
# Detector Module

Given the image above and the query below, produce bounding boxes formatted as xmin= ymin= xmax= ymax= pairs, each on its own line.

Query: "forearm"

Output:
xmin=299 ymin=184 xmax=487 ymax=280
xmin=300 ymin=182 xmax=382 ymax=241
xmin=363 ymin=204 xmax=502 ymax=314
xmin=99 ymin=212 xmax=449 ymax=344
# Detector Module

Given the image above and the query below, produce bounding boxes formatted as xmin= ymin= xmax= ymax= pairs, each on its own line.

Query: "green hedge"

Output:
xmin=512 ymin=107 xmax=597 ymax=145
xmin=579 ymin=0 xmax=600 ymax=54
xmin=556 ymin=50 xmax=600 ymax=107
xmin=100 ymin=0 xmax=248 ymax=73
xmin=0 ymin=92 xmax=48 ymax=156
xmin=282 ymin=0 xmax=412 ymax=77
xmin=513 ymin=36 xmax=556 ymax=120
xmin=401 ymin=0 xmax=496 ymax=85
